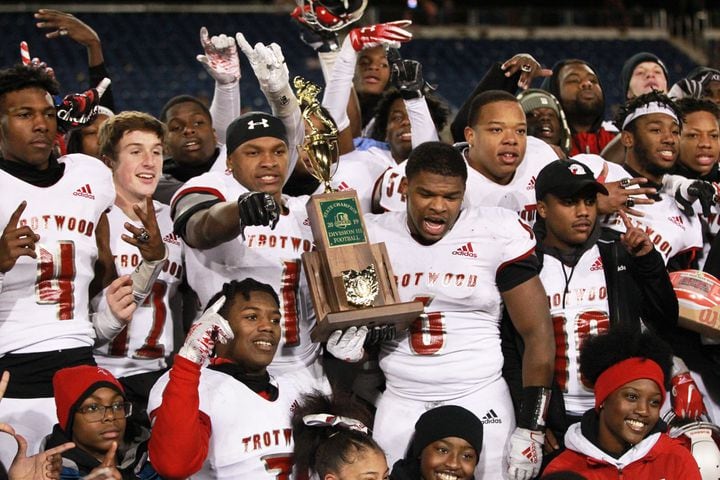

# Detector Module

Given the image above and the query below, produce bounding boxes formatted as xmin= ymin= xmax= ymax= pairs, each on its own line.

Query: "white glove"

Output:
xmin=196 ymin=27 xmax=240 ymax=85
xmin=178 ymin=296 xmax=233 ymax=365
xmin=236 ymin=33 xmax=289 ymax=95
xmin=506 ymin=427 xmax=544 ymax=480
xmin=326 ymin=326 xmax=368 ymax=363
xmin=662 ymin=174 xmax=719 ymax=217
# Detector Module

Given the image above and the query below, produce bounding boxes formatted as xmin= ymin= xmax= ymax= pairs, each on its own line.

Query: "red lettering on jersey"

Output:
xmin=262 ymin=453 xmax=296 ymax=480
xmin=36 ymin=241 xmax=76 ymax=320
xmin=409 ymin=296 xmax=446 ymax=355
xmin=552 ymin=310 xmax=610 ymax=392
xmin=280 ymin=260 xmax=301 ymax=346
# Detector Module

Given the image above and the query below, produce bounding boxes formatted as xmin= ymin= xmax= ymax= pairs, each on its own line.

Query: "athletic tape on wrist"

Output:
xmin=132 ymin=247 xmax=168 ymax=304
xmin=517 ymin=386 xmax=552 ymax=431
xmin=92 ymin=307 xmax=125 ymax=343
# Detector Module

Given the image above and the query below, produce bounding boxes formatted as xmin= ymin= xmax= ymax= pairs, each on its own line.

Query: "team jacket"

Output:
xmin=544 ymin=411 xmax=701 ymax=479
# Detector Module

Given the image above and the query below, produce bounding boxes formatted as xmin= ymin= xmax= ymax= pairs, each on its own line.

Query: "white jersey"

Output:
xmin=172 ymin=171 xmax=319 ymax=374
xmin=373 ymin=136 xmax=556 ymax=225
xmin=539 ymin=246 xmax=610 ymax=416
xmin=0 ymin=155 xmax=115 ymax=354
xmin=597 ymin=167 xmax=703 ymax=264
xmin=148 ymin=367 xmax=302 ymax=480
xmin=311 ymin=148 xmax=393 ymax=214
xmin=94 ymin=202 xmax=184 ymax=377
xmin=365 ymin=207 xmax=536 ymax=400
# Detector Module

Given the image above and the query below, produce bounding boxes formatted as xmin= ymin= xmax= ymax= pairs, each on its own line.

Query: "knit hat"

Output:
xmin=593 ymin=357 xmax=667 ymax=411
xmin=410 ymin=405 xmax=484 ymax=458
xmin=620 ymin=52 xmax=669 ymax=98
xmin=535 ymin=158 xmax=608 ymax=201
xmin=226 ymin=111 xmax=288 ymax=155
xmin=517 ymin=89 xmax=572 ymax=154
xmin=53 ymin=365 xmax=125 ymax=435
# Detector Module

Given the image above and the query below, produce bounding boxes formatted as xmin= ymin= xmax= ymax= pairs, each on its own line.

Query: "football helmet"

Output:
xmin=292 ymin=0 xmax=368 ymax=31
xmin=664 ymin=411 xmax=720 ymax=479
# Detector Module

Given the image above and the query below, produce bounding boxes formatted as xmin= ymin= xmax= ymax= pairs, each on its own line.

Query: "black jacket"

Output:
xmin=502 ymin=226 xmax=678 ymax=434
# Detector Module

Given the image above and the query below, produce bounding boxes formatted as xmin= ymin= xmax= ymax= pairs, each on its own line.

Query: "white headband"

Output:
xmin=303 ymin=414 xmax=369 ymax=434
xmin=622 ymin=101 xmax=678 ymax=130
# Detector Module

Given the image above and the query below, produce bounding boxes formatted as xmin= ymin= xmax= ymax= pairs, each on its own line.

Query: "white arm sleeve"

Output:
xmin=406 ymin=97 xmax=439 ymax=149
xmin=321 ymin=36 xmax=357 ymax=132
xmin=209 ymin=80 xmax=241 ymax=144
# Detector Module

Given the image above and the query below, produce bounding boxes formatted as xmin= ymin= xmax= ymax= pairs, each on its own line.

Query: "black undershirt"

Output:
xmin=0 ymin=154 xmax=65 ymax=187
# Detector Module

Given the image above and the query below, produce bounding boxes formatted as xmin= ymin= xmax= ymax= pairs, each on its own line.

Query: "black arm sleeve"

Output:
xmin=496 ymin=254 xmax=539 ymax=292
xmin=449 ymin=62 xmax=522 ymax=143
xmin=88 ymin=62 xmax=115 ymax=111
xmin=632 ymin=248 xmax=679 ymax=335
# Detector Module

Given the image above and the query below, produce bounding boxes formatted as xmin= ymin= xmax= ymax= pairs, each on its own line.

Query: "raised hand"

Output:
xmin=598 ymin=177 xmax=655 ymax=217
xmin=0 ymin=202 xmax=40 ymax=274
xmin=19 ymin=41 xmax=55 ymax=78
xmin=178 ymin=296 xmax=233 ymax=365
xmin=619 ymin=210 xmax=653 ymax=256
xmin=106 ymin=275 xmax=136 ymax=325
xmin=388 ymin=49 xmax=431 ymax=100
xmin=121 ymin=196 xmax=166 ymax=262
xmin=196 ymin=26 xmax=240 ymax=85
xmin=348 ymin=20 xmax=412 ymax=52
xmin=237 ymin=192 xmax=280 ymax=230
xmin=34 ymin=9 xmax=100 ymax=47
xmin=56 ymin=77 xmax=111 ymax=133
xmin=236 ymin=34 xmax=289 ymax=95
xmin=501 ymin=53 xmax=552 ymax=90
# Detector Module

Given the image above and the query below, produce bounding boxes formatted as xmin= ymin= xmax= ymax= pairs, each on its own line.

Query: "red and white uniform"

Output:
xmin=365 ymin=206 xmax=536 ymax=478
xmin=311 ymin=147 xmax=393 ymax=213
xmin=147 ymin=360 xmax=305 ymax=480
xmin=540 ymin=246 xmax=610 ymax=417
xmin=94 ymin=202 xmax=184 ymax=377
xmin=172 ymin=171 xmax=320 ymax=376
xmin=374 ymin=136 xmax=556 ymax=225
xmin=598 ymin=167 xmax=703 ymax=265
xmin=0 ymin=154 xmax=114 ymax=465
xmin=0 ymin=155 xmax=115 ymax=354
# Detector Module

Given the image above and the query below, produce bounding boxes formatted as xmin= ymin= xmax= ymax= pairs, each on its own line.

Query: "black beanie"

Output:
xmin=226 ymin=111 xmax=288 ymax=155
xmin=410 ymin=405 xmax=484 ymax=458
xmin=620 ymin=52 xmax=668 ymax=98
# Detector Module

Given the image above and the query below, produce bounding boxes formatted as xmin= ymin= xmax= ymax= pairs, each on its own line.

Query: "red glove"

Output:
xmin=56 ymin=78 xmax=110 ymax=133
xmin=671 ymin=372 xmax=707 ymax=419
xmin=349 ymin=20 xmax=412 ymax=52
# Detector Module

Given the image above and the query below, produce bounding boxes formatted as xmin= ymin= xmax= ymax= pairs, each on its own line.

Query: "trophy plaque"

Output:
xmin=295 ymin=77 xmax=424 ymax=342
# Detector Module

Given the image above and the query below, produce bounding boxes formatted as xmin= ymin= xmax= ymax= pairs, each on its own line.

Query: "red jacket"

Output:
xmin=544 ymin=423 xmax=701 ymax=479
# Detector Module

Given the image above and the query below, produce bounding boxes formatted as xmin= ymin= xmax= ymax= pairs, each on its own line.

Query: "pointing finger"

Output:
xmin=5 ymin=201 xmax=27 ymax=232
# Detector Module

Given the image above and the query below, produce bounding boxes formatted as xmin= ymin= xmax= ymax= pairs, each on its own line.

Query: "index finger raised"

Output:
xmin=618 ymin=209 xmax=635 ymax=229
xmin=207 ymin=295 xmax=226 ymax=314
xmin=101 ymin=441 xmax=117 ymax=467
xmin=5 ymin=201 xmax=27 ymax=232
xmin=235 ymin=32 xmax=253 ymax=56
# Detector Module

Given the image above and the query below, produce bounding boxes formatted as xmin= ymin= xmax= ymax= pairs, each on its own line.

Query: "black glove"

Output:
xmin=687 ymin=180 xmax=718 ymax=217
xmin=388 ymin=49 xmax=429 ymax=100
xmin=237 ymin=192 xmax=280 ymax=229
xmin=55 ymin=82 xmax=107 ymax=133
xmin=363 ymin=324 xmax=396 ymax=347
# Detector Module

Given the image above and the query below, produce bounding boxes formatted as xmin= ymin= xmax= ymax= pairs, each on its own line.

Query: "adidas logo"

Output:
xmin=73 ymin=184 xmax=95 ymax=199
xmin=669 ymin=215 xmax=685 ymax=229
xmin=163 ymin=233 xmax=180 ymax=245
xmin=481 ymin=409 xmax=502 ymax=424
xmin=337 ymin=181 xmax=350 ymax=191
xmin=522 ymin=443 xmax=538 ymax=463
xmin=526 ymin=176 xmax=536 ymax=191
xmin=590 ymin=257 xmax=603 ymax=271
xmin=452 ymin=242 xmax=477 ymax=258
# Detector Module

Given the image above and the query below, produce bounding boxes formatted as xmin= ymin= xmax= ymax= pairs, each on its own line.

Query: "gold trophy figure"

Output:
xmin=295 ymin=77 xmax=423 ymax=342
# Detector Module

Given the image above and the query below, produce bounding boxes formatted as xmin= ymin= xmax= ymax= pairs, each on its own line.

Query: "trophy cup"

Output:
xmin=295 ymin=77 xmax=424 ymax=342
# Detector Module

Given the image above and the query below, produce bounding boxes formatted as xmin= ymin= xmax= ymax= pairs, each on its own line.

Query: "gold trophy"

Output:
xmin=295 ymin=77 xmax=423 ymax=342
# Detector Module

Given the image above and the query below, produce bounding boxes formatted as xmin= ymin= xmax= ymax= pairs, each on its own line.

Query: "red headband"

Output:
xmin=594 ymin=357 xmax=666 ymax=411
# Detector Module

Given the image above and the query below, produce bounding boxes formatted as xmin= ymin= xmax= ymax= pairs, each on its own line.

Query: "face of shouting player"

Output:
xmin=385 ymin=98 xmax=412 ymax=162
xmin=538 ymin=191 xmax=598 ymax=250
xmin=110 ymin=130 xmax=163 ymax=206
xmin=355 ymin=46 xmax=390 ymax=96
xmin=165 ymin=101 xmax=217 ymax=167
xmin=678 ymin=110 xmax=720 ymax=177
xmin=420 ymin=437 xmax=478 ymax=480
xmin=402 ymin=170 xmax=465 ymax=245
xmin=0 ymin=87 xmax=57 ymax=170
xmin=464 ymin=100 xmax=527 ymax=185
xmin=72 ymin=387 xmax=127 ymax=462
xmin=598 ymin=379 xmax=662 ymax=457
xmin=622 ymin=113 xmax=679 ymax=183
xmin=227 ymin=137 xmax=289 ymax=204
xmin=558 ymin=63 xmax=604 ymax=120
xmin=627 ymin=62 xmax=667 ymax=99
xmin=215 ymin=290 xmax=281 ymax=375
xmin=527 ymin=107 xmax=561 ymax=147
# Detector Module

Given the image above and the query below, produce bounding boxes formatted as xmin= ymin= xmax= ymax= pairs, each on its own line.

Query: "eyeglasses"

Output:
xmin=75 ymin=402 xmax=132 ymax=422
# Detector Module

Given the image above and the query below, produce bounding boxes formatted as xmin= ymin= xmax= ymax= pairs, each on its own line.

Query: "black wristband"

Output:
xmin=517 ymin=386 xmax=552 ymax=431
